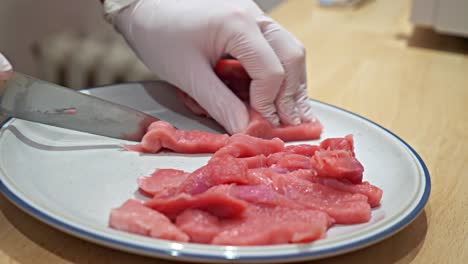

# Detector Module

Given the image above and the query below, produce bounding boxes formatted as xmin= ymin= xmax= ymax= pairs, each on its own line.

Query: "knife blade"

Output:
xmin=0 ymin=72 xmax=162 ymax=142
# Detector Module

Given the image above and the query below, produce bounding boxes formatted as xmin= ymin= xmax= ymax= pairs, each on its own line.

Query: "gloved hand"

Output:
xmin=0 ymin=53 xmax=13 ymax=82
xmin=113 ymin=0 xmax=315 ymax=134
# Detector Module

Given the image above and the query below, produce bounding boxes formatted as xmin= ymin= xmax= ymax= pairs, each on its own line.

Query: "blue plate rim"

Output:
xmin=0 ymin=82 xmax=431 ymax=262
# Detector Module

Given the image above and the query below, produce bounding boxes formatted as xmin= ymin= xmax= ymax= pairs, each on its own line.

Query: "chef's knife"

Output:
xmin=0 ymin=72 xmax=163 ymax=142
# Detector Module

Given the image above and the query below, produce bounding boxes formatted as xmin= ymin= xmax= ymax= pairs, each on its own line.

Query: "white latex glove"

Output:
xmin=0 ymin=53 xmax=13 ymax=81
xmin=113 ymin=0 xmax=315 ymax=134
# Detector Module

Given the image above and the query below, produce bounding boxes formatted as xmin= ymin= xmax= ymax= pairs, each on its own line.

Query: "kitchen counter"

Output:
xmin=1 ymin=0 xmax=467 ymax=263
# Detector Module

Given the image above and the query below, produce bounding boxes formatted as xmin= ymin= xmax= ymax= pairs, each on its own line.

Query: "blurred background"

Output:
xmin=0 ymin=0 xmax=283 ymax=89
xmin=0 ymin=0 xmax=467 ymax=90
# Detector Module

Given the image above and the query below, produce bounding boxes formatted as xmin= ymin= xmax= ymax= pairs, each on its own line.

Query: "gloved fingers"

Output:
xmin=182 ymin=61 xmax=249 ymax=135
xmin=295 ymin=71 xmax=317 ymax=123
xmin=224 ymin=17 xmax=285 ymax=127
xmin=0 ymin=53 xmax=13 ymax=81
xmin=257 ymin=16 xmax=306 ymax=126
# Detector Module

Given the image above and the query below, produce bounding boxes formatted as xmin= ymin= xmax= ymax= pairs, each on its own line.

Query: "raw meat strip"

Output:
xmin=266 ymin=152 xmax=289 ymax=166
xmin=287 ymin=169 xmax=318 ymax=182
xmin=213 ymin=134 xmax=284 ymax=158
xmin=145 ymin=184 xmax=248 ymax=219
xmin=320 ymin=134 xmax=355 ymax=154
xmin=288 ymin=169 xmax=382 ymax=207
xmin=138 ymin=169 xmax=188 ymax=197
xmin=311 ymin=149 xmax=364 ymax=184
xmin=246 ymin=168 xmax=371 ymax=224
xmin=281 ymin=180 xmax=371 ymax=224
xmin=228 ymin=184 xmax=302 ymax=208
xmin=176 ymin=59 xmax=323 ymax=142
xmin=177 ymin=155 xmax=249 ymax=195
xmin=237 ymin=155 xmax=268 ymax=169
xmin=126 ymin=121 xmax=229 ymax=154
xmin=211 ymin=205 xmax=333 ymax=245
xmin=110 ymin=130 xmax=384 ymax=246
xmin=109 ymin=199 xmax=189 ymax=242
xmin=284 ymin=144 xmax=321 ymax=157
xmin=311 ymin=177 xmax=383 ymax=207
xmin=267 ymin=152 xmax=313 ymax=171
xmin=176 ymin=209 xmax=221 ymax=243
xmin=244 ymin=109 xmax=323 ymax=141
xmin=216 ymin=59 xmax=323 ymax=141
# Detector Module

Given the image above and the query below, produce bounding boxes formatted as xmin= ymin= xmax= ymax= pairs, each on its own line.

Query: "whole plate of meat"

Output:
xmin=0 ymin=74 xmax=430 ymax=263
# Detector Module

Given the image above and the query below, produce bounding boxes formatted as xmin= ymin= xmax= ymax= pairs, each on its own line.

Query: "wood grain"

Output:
xmin=1 ymin=0 xmax=467 ymax=263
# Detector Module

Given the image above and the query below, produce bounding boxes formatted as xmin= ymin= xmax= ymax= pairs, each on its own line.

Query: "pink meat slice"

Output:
xmin=266 ymin=152 xmax=288 ymax=166
xmin=320 ymin=134 xmax=355 ymax=154
xmin=282 ymin=180 xmax=371 ymax=224
xmin=145 ymin=184 xmax=248 ymax=219
xmin=266 ymin=152 xmax=313 ymax=171
xmin=284 ymin=144 xmax=321 ymax=157
xmin=176 ymin=88 xmax=322 ymax=142
xmin=237 ymin=155 xmax=267 ymax=169
xmin=246 ymin=168 xmax=277 ymax=187
xmin=311 ymin=149 xmax=364 ymax=184
xmin=213 ymin=134 xmax=284 ymax=158
xmin=138 ymin=169 xmax=188 ymax=197
xmin=229 ymin=184 xmax=302 ymax=208
xmin=244 ymin=109 xmax=322 ymax=141
xmin=176 ymin=209 xmax=221 ymax=243
xmin=109 ymin=199 xmax=189 ymax=242
xmin=178 ymin=155 xmax=249 ymax=195
xmin=126 ymin=121 xmax=229 ymax=154
xmin=287 ymin=169 xmax=318 ymax=182
xmin=311 ymin=177 xmax=383 ymax=207
xmin=247 ymin=168 xmax=371 ymax=224
xmin=211 ymin=205 xmax=333 ymax=245
xmin=288 ymin=169 xmax=382 ymax=207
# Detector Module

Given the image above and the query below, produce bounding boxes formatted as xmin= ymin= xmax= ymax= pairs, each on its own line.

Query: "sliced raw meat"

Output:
xmin=213 ymin=134 xmax=284 ymax=158
xmin=175 ymin=89 xmax=322 ymax=142
xmin=287 ymin=169 xmax=318 ymax=182
xmin=312 ymin=177 xmax=383 ymax=207
xmin=211 ymin=205 xmax=333 ymax=245
xmin=215 ymin=60 xmax=323 ymax=141
xmin=244 ymin=109 xmax=323 ymax=141
xmin=291 ymin=168 xmax=382 ymax=207
xmin=138 ymin=169 xmax=188 ymax=197
xmin=237 ymin=155 xmax=267 ymax=169
xmin=311 ymin=149 xmax=364 ymax=184
xmin=280 ymin=178 xmax=371 ymax=224
xmin=229 ymin=184 xmax=301 ymax=208
xmin=284 ymin=144 xmax=321 ymax=157
xmin=174 ymin=59 xmax=323 ymax=142
xmin=267 ymin=152 xmax=313 ymax=171
xmin=176 ymin=209 xmax=221 ymax=243
xmin=320 ymin=134 xmax=355 ymax=155
xmin=246 ymin=168 xmax=371 ymax=224
xmin=109 ymin=199 xmax=189 ymax=242
xmin=145 ymin=184 xmax=248 ymax=219
xmin=112 ymin=130 xmax=383 ymax=246
xmin=246 ymin=168 xmax=277 ymax=187
xmin=266 ymin=152 xmax=288 ymax=166
xmin=178 ymin=155 xmax=248 ymax=195
xmin=126 ymin=121 xmax=229 ymax=153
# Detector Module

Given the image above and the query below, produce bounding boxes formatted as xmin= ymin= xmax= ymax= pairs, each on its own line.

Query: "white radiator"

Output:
xmin=34 ymin=30 xmax=157 ymax=89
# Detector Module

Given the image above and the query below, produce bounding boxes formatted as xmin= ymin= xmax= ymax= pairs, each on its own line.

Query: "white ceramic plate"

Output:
xmin=0 ymin=82 xmax=430 ymax=263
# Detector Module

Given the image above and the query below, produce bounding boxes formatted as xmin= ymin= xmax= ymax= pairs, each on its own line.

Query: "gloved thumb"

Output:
xmin=178 ymin=62 xmax=249 ymax=135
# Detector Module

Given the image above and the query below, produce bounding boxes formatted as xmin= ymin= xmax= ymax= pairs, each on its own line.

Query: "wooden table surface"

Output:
xmin=1 ymin=0 xmax=467 ymax=263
